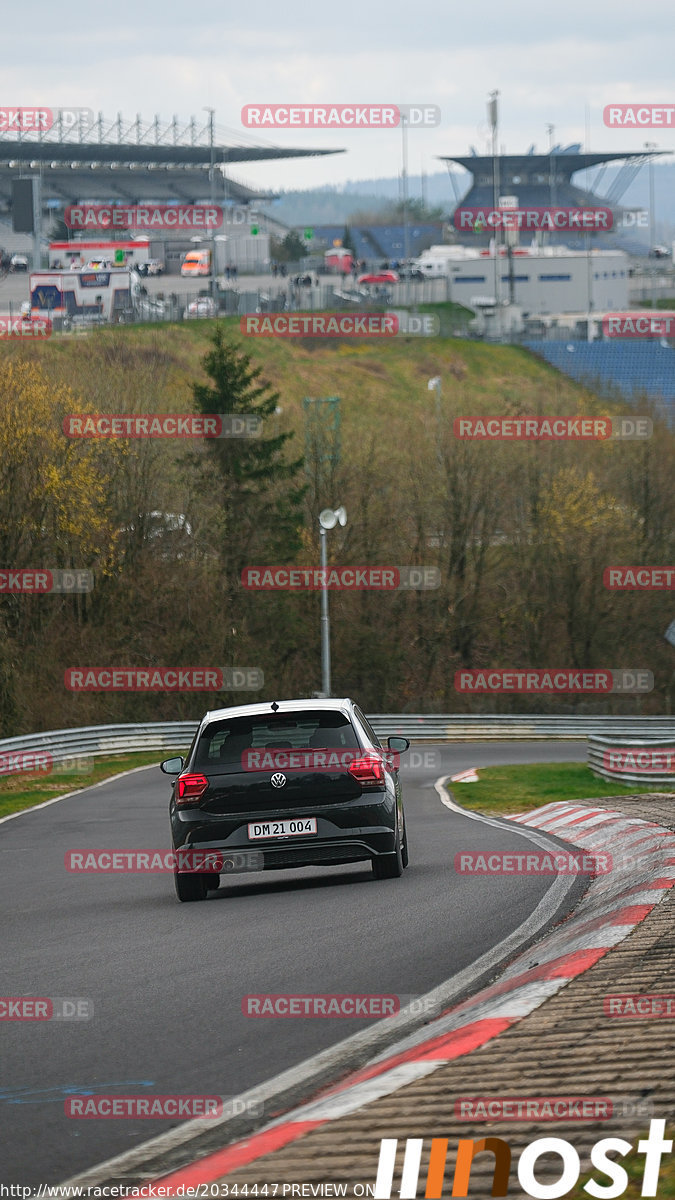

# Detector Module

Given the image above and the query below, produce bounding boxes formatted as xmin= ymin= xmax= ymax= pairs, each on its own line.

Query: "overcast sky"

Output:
xmin=7 ymin=0 xmax=675 ymax=193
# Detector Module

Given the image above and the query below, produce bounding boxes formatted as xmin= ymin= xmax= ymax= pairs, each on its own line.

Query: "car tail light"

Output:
xmin=348 ymin=753 xmax=385 ymax=785
xmin=176 ymin=773 xmax=209 ymax=806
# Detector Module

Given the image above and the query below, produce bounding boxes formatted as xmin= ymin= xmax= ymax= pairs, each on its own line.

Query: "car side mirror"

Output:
xmin=387 ymin=736 xmax=410 ymax=753
xmin=160 ymin=756 xmax=184 ymax=775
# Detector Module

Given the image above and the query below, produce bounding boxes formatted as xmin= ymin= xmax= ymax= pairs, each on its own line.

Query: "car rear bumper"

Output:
xmin=175 ymin=837 xmax=393 ymax=874
xmin=171 ymin=795 xmax=398 ymax=871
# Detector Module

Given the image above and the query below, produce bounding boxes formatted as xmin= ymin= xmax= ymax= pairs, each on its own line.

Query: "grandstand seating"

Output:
xmin=312 ymin=224 xmax=442 ymax=262
xmin=0 ymin=219 xmax=33 ymax=256
xmin=524 ymin=339 xmax=675 ymax=420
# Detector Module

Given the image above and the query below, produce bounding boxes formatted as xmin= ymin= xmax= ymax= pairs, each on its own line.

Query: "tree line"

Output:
xmin=0 ymin=324 xmax=673 ymax=736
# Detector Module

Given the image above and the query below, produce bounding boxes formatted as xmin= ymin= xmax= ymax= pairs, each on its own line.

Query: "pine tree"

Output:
xmin=191 ymin=325 xmax=306 ymax=569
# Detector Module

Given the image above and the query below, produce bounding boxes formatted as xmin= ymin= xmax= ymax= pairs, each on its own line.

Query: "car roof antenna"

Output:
xmin=271 ymin=702 xmax=280 ymax=711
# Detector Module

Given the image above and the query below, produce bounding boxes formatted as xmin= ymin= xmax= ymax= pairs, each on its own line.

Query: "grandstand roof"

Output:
xmin=438 ymin=147 xmax=671 ymax=251
xmin=439 ymin=150 xmax=669 ymax=177
xmin=0 ymin=112 xmax=343 ymax=210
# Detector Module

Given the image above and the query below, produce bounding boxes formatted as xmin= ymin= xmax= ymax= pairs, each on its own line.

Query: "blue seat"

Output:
xmin=523 ymin=340 xmax=675 ymax=420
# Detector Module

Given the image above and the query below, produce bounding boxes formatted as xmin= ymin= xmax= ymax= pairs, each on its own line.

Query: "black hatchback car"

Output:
xmin=161 ymin=698 xmax=410 ymax=901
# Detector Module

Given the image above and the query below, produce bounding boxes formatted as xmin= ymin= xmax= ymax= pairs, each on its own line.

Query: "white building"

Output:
xmin=414 ymin=244 xmax=629 ymax=315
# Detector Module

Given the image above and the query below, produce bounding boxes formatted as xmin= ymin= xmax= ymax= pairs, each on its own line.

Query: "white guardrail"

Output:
xmin=587 ymin=735 xmax=675 ymax=787
xmin=0 ymin=715 xmax=673 ymax=768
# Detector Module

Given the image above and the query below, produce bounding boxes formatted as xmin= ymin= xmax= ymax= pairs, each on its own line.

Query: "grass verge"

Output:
xmin=0 ymin=750 xmax=178 ymax=820
xmin=445 ymin=761 xmax=674 ymax=816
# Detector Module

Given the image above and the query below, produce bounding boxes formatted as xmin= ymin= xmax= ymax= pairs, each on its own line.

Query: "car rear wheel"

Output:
xmin=372 ymin=823 xmax=404 ymax=880
xmin=174 ymin=872 xmax=214 ymax=902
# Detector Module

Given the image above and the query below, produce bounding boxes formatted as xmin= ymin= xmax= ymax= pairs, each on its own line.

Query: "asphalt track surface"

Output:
xmin=1 ymin=740 xmax=588 ymax=1185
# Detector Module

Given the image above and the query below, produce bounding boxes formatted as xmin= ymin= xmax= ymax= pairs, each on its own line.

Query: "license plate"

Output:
xmin=247 ymin=817 xmax=318 ymax=840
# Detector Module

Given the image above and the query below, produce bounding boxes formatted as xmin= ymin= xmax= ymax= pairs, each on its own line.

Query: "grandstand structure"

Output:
xmin=440 ymin=145 xmax=669 ymax=253
xmin=309 ymin=223 xmax=443 ymax=263
xmin=525 ymin=339 xmax=675 ymax=416
xmin=0 ymin=112 xmax=342 ymax=210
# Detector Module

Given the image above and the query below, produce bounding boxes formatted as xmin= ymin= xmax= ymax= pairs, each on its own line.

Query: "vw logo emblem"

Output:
xmin=271 ymin=772 xmax=287 ymax=788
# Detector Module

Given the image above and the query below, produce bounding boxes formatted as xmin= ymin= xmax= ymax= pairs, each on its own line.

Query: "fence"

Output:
xmin=1 ymin=716 xmax=674 ymax=769
xmin=587 ymin=734 xmax=675 ymax=787
xmin=11 ymin=274 xmax=457 ymax=335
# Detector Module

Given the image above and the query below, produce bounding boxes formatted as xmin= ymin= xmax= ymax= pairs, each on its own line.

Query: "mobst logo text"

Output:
xmin=374 ymin=1124 xmax=672 ymax=1198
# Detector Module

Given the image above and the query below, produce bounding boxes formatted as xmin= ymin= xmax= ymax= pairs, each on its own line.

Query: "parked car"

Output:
xmin=183 ymin=296 xmax=218 ymax=319
xmin=358 ymin=270 xmax=399 ymax=284
xmin=332 ymin=286 xmax=371 ymax=304
xmin=181 ymin=250 xmax=211 ymax=278
xmin=136 ymin=296 xmax=170 ymax=320
xmin=397 ymin=262 xmax=425 ymax=281
xmin=145 ymin=259 xmax=164 ymax=276
xmin=161 ymin=698 xmax=410 ymax=901
xmin=10 ymin=254 xmax=28 ymax=272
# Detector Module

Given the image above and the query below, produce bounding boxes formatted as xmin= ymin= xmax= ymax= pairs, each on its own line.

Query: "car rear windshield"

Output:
xmin=194 ymin=711 xmax=359 ymax=770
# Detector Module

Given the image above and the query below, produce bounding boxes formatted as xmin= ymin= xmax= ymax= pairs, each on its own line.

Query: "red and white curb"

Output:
xmin=129 ymin=794 xmax=675 ymax=1195
xmin=450 ymin=768 xmax=479 ymax=783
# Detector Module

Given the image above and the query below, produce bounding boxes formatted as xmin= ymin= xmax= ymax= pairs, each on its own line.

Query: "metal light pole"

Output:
xmin=583 ymin=112 xmax=593 ymax=340
xmin=645 ymin=142 xmax=657 ymax=310
xmin=401 ymin=113 xmax=410 ymax=304
xmin=547 ymin=123 xmax=556 ymax=211
xmin=31 ymin=174 xmax=42 ymax=273
xmin=319 ymin=526 xmax=331 ymax=696
xmin=488 ymin=91 xmax=500 ymax=336
xmin=318 ymin=506 xmax=347 ymax=697
xmin=204 ymin=107 xmax=216 ymax=302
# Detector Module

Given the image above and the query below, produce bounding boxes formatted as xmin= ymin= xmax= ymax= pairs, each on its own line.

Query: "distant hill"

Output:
xmin=262 ymin=162 xmax=675 ymax=243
